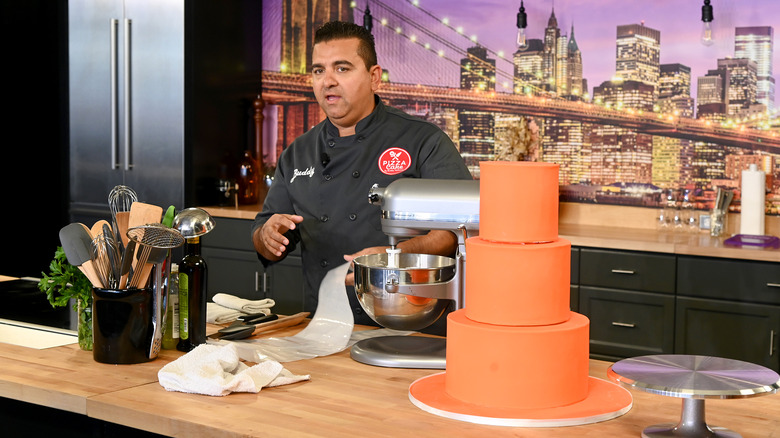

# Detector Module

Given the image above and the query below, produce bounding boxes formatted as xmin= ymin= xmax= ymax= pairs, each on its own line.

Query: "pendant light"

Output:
xmin=516 ymin=1 xmax=528 ymax=50
xmin=701 ymin=0 xmax=714 ymax=46
xmin=363 ymin=3 xmax=373 ymax=33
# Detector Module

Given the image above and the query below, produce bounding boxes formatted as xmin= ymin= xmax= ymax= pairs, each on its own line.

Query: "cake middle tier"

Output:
xmin=465 ymin=237 xmax=571 ymax=326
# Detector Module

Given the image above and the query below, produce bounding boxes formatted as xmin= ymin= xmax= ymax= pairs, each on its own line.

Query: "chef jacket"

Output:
xmin=253 ymin=95 xmax=472 ymax=327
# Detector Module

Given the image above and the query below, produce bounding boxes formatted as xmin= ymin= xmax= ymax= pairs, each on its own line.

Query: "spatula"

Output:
xmin=118 ymin=240 xmax=135 ymax=289
xmin=59 ymin=223 xmax=102 ymax=287
xmin=128 ymin=202 xmax=163 ymax=230
xmin=103 ymin=223 xmax=121 ymax=286
xmin=207 ymin=312 xmax=310 ymax=341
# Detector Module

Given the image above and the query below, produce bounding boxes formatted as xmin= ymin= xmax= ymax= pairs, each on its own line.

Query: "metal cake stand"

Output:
xmin=608 ymin=355 xmax=780 ymax=437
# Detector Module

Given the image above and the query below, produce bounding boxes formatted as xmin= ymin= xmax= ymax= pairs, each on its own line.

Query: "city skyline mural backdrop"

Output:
xmin=260 ymin=0 xmax=780 ymax=215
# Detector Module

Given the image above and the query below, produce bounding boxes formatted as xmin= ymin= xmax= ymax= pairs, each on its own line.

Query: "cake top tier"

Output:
xmin=479 ymin=161 xmax=560 ymax=244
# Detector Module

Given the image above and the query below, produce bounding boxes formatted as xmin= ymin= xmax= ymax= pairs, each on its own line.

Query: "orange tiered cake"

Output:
xmin=409 ymin=161 xmax=632 ymax=426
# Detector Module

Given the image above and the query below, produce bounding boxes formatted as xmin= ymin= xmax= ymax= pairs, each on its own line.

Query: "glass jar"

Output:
xmin=77 ymin=299 xmax=93 ymax=351
xmin=237 ymin=150 xmax=260 ymax=205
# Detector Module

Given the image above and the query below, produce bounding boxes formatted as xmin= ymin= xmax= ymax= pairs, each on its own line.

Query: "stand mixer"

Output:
xmin=351 ymin=178 xmax=480 ymax=369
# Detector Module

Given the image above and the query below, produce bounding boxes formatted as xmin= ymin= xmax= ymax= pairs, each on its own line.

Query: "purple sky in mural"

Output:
xmin=262 ymin=0 xmax=780 ymax=102
xmin=417 ymin=0 xmax=780 ymax=98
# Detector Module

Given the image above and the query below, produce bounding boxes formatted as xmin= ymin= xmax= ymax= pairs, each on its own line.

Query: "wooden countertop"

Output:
xmin=560 ymin=223 xmax=780 ymax=262
xmin=201 ymin=204 xmax=263 ymax=221
xmin=1 ymin=322 xmax=779 ymax=437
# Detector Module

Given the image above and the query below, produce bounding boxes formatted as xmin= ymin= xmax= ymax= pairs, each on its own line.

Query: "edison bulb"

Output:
xmin=701 ymin=21 xmax=714 ymax=46
xmin=517 ymin=28 xmax=528 ymax=50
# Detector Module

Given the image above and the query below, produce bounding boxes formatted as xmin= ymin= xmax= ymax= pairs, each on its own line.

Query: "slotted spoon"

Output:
xmin=126 ymin=223 xmax=185 ymax=359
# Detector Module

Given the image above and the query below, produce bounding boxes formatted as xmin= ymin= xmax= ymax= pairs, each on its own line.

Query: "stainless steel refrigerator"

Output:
xmin=68 ymin=0 xmax=260 ymax=223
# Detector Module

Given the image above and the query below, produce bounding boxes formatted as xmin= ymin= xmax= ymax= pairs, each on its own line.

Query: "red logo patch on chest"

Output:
xmin=378 ymin=148 xmax=412 ymax=175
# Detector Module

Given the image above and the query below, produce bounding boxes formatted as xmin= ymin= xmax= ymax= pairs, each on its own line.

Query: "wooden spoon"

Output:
xmin=90 ymin=220 xmax=111 ymax=239
xmin=116 ymin=211 xmax=130 ymax=247
xmin=251 ymin=312 xmax=310 ymax=336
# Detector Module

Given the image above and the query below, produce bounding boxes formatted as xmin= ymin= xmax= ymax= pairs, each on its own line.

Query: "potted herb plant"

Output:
xmin=38 ymin=246 xmax=93 ymax=350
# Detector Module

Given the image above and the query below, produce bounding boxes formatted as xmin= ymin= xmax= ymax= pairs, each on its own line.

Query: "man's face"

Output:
xmin=311 ymin=38 xmax=381 ymax=136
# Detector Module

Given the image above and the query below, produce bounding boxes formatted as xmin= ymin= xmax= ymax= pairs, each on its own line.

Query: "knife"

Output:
xmin=238 ymin=313 xmax=278 ymax=324
xmin=208 ymin=312 xmax=310 ymax=341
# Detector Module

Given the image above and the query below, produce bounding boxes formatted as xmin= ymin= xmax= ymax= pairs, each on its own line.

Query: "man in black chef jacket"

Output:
xmin=252 ymin=21 xmax=472 ymax=330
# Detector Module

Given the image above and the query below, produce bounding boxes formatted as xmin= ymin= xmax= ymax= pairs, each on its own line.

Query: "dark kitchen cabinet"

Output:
xmin=267 ymin=251 xmax=306 ymax=315
xmin=676 ymin=256 xmax=780 ymax=305
xmin=675 ymin=296 xmax=779 ymax=371
xmin=578 ymin=248 xmax=676 ymax=361
xmin=574 ymin=247 xmax=780 ymax=372
xmin=570 ymin=247 xmax=580 ymax=312
xmin=201 ymin=217 xmax=305 ymax=315
xmin=676 ymin=255 xmax=780 ymax=371
xmin=579 ymin=248 xmax=676 ymax=293
xmin=580 ymin=286 xmax=675 ymax=360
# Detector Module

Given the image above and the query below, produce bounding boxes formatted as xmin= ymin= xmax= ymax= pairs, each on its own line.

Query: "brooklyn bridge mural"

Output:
xmin=260 ymin=0 xmax=780 ymax=215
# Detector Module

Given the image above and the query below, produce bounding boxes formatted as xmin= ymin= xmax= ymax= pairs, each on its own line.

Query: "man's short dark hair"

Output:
xmin=314 ymin=21 xmax=378 ymax=69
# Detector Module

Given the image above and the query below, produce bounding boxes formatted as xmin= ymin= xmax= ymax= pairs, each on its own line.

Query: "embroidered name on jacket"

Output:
xmin=290 ymin=166 xmax=315 ymax=183
xmin=378 ymin=148 xmax=412 ymax=175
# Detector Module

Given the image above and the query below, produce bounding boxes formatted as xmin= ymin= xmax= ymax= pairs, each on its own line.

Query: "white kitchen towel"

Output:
xmin=212 ymin=293 xmax=275 ymax=313
xmin=206 ymin=302 xmax=246 ymax=324
xmin=157 ymin=343 xmax=309 ymax=396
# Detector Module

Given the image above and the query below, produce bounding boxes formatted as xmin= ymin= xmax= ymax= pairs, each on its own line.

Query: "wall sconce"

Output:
xmin=516 ymin=1 xmax=528 ymax=50
xmin=701 ymin=0 xmax=714 ymax=46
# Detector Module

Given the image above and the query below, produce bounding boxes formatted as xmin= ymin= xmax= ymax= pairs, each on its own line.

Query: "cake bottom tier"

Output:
xmin=445 ymin=309 xmax=590 ymax=410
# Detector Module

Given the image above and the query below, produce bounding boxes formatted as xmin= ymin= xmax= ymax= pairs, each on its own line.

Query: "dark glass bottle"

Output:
xmin=176 ymin=237 xmax=207 ymax=352
xmin=237 ymin=150 xmax=259 ymax=205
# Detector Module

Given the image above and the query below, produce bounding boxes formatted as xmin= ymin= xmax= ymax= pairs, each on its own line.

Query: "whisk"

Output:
xmin=91 ymin=233 xmax=121 ymax=289
xmin=108 ymin=185 xmax=138 ymax=251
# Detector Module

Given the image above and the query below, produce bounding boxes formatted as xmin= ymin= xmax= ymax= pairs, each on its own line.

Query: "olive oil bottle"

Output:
xmin=176 ymin=237 xmax=207 ymax=352
xmin=162 ymin=263 xmax=179 ymax=350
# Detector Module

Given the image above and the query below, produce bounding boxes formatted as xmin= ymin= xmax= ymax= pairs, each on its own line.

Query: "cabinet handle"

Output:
xmin=611 ymin=269 xmax=635 ymax=275
xmin=767 ymin=283 xmax=780 ymax=289
xmin=123 ymin=18 xmax=132 ymax=170
xmin=255 ymin=271 xmax=269 ymax=293
xmin=110 ymin=18 xmax=119 ymax=169
xmin=771 ymin=330 xmax=776 ymax=357
xmin=612 ymin=322 xmax=636 ymax=328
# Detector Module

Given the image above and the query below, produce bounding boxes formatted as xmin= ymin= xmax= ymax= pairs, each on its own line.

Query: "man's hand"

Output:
xmin=343 ymin=246 xmax=389 ymax=286
xmin=341 ymin=230 xmax=458 ymax=286
xmin=253 ymin=214 xmax=304 ymax=261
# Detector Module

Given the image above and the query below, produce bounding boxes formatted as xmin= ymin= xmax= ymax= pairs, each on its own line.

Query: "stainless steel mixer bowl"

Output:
xmin=353 ymin=253 xmax=456 ymax=331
